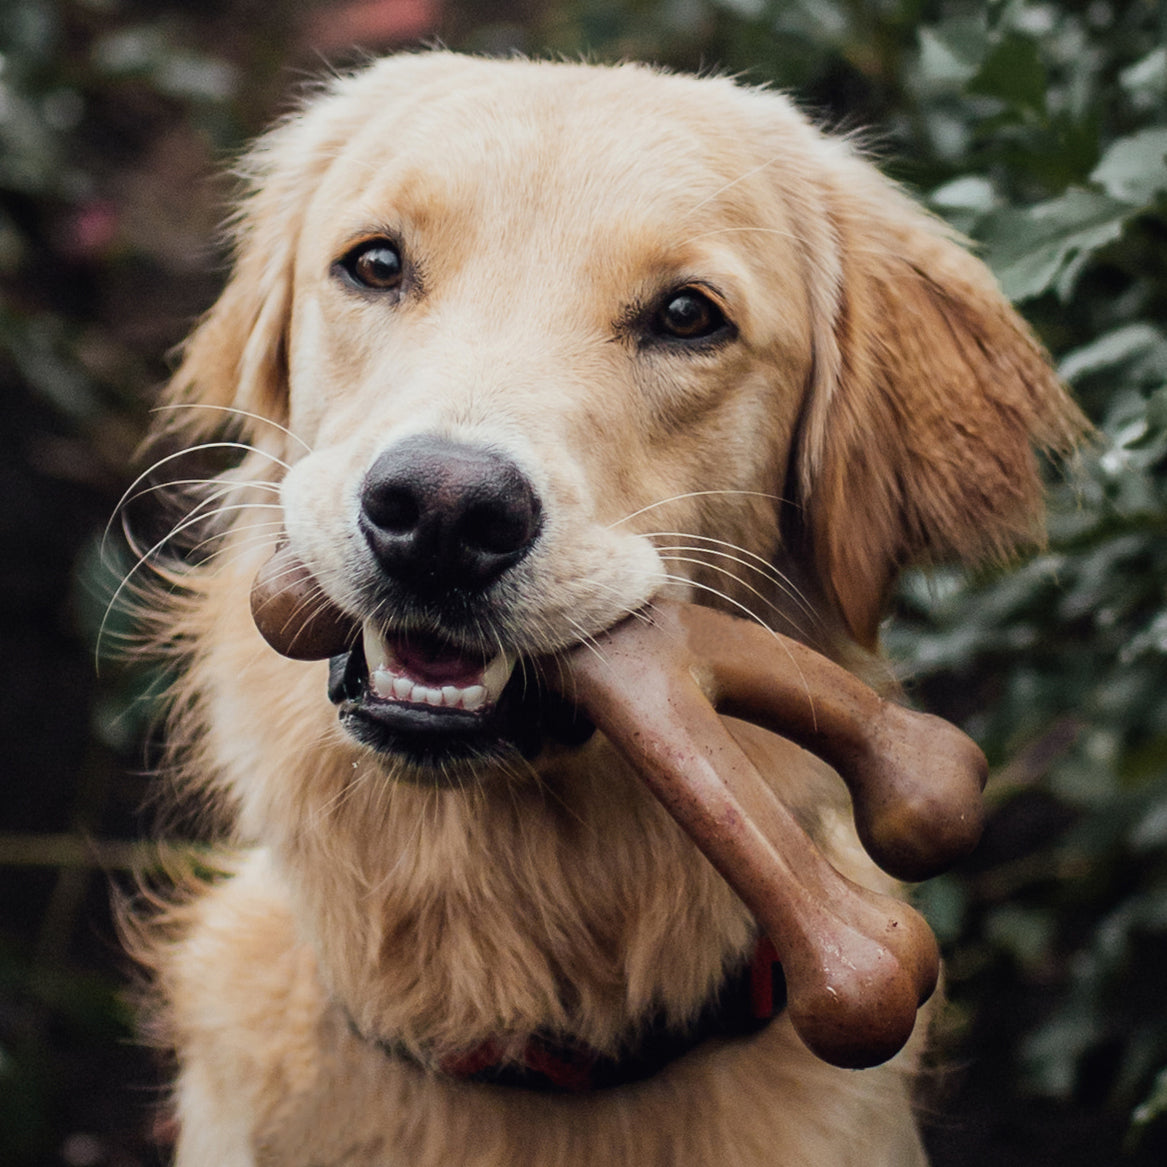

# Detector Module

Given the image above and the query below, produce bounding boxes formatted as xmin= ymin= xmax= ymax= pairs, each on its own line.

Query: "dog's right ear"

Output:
xmin=159 ymin=67 xmax=403 ymax=448
xmin=780 ymin=156 xmax=1088 ymax=650
xmin=159 ymin=117 xmax=315 ymax=446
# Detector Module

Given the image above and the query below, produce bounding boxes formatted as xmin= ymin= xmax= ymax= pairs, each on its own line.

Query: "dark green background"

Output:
xmin=3 ymin=1 xmax=1166 ymax=1163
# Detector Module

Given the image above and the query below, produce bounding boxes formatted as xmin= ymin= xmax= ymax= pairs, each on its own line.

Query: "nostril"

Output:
xmin=364 ymin=486 xmax=421 ymax=535
xmin=460 ymin=494 xmax=541 ymax=557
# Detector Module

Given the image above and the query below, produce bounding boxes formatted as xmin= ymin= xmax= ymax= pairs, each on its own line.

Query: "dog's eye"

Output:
xmin=335 ymin=239 xmax=404 ymax=291
xmin=652 ymin=288 xmax=730 ymax=342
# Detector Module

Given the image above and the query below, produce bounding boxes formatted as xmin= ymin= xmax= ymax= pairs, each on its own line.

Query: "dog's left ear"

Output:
xmin=791 ymin=172 xmax=1087 ymax=648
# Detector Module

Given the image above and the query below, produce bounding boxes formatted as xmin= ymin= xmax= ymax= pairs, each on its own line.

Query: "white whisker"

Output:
xmin=98 ymin=503 xmax=284 ymax=667
xmin=658 ymin=573 xmax=817 ymax=725
xmin=657 ymin=552 xmax=807 ymax=638
xmin=152 ymin=402 xmax=314 ymax=454
xmin=648 ymin=536 xmax=819 ymax=625
xmin=120 ymin=477 xmax=282 ymax=510
xmin=608 ymin=489 xmax=788 ymax=529
xmin=105 ymin=441 xmax=293 ymax=556
xmin=183 ymin=522 xmax=286 ymax=568
xmin=561 ymin=613 xmax=611 ymax=670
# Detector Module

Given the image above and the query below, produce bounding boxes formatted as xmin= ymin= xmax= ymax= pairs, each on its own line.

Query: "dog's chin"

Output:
xmin=326 ymin=626 xmax=594 ymax=780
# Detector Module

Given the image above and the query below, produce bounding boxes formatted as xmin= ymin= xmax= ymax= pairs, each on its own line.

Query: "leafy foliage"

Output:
xmin=887 ymin=0 xmax=1167 ymax=1134
xmin=3 ymin=0 xmax=1166 ymax=1163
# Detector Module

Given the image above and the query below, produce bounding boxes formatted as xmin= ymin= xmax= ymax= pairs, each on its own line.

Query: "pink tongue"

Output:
xmin=391 ymin=634 xmax=486 ymax=687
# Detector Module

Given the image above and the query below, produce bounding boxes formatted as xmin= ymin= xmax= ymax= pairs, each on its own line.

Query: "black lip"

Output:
xmin=327 ymin=642 xmax=593 ymax=770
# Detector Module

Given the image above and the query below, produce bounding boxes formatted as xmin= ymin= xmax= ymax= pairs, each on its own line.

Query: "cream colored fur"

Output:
xmin=135 ymin=52 xmax=1083 ymax=1166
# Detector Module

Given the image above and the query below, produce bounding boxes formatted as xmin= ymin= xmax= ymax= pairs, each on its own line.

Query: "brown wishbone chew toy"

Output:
xmin=539 ymin=601 xmax=987 ymax=1068
xmin=250 ymin=547 xmax=987 ymax=1068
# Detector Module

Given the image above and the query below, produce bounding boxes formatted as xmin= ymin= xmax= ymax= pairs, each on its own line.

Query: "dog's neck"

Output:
xmin=279 ymin=739 xmax=764 ymax=1061
xmin=347 ymin=936 xmax=786 ymax=1093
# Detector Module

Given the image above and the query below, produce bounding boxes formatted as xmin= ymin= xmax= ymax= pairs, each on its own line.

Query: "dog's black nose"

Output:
xmin=359 ymin=435 xmax=542 ymax=592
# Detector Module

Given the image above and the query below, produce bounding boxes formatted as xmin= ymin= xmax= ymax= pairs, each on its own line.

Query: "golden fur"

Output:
xmin=134 ymin=52 xmax=1083 ymax=1166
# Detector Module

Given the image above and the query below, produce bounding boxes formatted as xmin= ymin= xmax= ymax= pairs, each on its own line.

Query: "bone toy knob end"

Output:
xmin=250 ymin=545 xmax=356 ymax=660
xmin=844 ymin=702 xmax=987 ymax=883
xmin=674 ymin=603 xmax=988 ymax=882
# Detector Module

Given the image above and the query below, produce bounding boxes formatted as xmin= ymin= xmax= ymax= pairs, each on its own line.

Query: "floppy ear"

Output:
xmin=157 ymin=73 xmax=386 ymax=447
xmin=791 ymin=171 xmax=1087 ymax=648
xmin=159 ymin=128 xmax=303 ymax=445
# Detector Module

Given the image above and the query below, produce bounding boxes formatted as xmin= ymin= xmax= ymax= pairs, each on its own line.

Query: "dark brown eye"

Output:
xmin=336 ymin=238 xmax=404 ymax=291
xmin=653 ymin=288 xmax=729 ymax=341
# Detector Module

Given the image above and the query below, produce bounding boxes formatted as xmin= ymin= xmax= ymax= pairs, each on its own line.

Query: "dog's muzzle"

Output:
xmin=253 ymin=435 xmax=589 ymax=766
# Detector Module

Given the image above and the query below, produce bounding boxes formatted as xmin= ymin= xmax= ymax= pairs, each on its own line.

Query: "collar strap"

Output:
xmin=357 ymin=937 xmax=785 ymax=1094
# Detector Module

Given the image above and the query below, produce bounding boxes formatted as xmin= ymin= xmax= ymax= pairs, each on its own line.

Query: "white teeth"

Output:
xmin=359 ymin=620 xmax=517 ymax=714
xmin=461 ymin=685 xmax=487 ymax=711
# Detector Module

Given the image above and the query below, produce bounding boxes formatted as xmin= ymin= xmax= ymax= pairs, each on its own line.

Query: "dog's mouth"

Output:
xmin=249 ymin=543 xmax=591 ymax=767
xmin=328 ymin=622 xmax=591 ymax=767
xmin=360 ymin=624 xmax=515 ymax=715
xmin=246 ymin=543 xmax=592 ymax=770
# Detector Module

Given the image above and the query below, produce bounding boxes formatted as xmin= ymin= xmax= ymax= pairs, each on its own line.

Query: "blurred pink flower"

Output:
xmin=306 ymin=0 xmax=442 ymax=53
xmin=61 ymin=200 xmax=119 ymax=260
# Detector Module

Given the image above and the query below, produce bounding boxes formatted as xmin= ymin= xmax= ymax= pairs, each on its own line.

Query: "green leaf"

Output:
xmin=1147 ymin=385 xmax=1167 ymax=432
xmin=770 ymin=0 xmax=849 ymax=42
xmin=1022 ymin=1011 xmax=1103 ymax=1097
xmin=1058 ymin=324 xmax=1167 ymax=385
xmin=979 ymin=188 xmax=1135 ymax=302
xmin=915 ymin=19 xmax=986 ymax=90
xmin=1131 ymin=1066 xmax=1167 ymax=1135
xmin=1120 ymin=47 xmax=1167 ymax=109
xmin=968 ymin=32 xmax=1047 ymax=116
xmin=1091 ymin=128 xmax=1167 ymax=206
xmin=930 ymin=174 xmax=997 ymax=212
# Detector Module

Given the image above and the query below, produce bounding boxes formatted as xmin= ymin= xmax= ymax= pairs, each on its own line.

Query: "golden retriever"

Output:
xmin=134 ymin=52 xmax=1083 ymax=1167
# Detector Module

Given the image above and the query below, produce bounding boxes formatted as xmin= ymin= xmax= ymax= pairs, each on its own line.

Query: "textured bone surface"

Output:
xmin=668 ymin=603 xmax=988 ymax=882
xmin=539 ymin=602 xmax=987 ymax=1067
xmin=250 ymin=549 xmax=986 ymax=1066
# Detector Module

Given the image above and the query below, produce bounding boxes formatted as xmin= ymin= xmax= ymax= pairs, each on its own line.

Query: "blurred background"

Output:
xmin=2 ymin=0 xmax=1166 ymax=1163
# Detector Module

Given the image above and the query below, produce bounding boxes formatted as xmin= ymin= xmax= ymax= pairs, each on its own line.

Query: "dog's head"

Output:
xmin=160 ymin=53 xmax=1081 ymax=777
